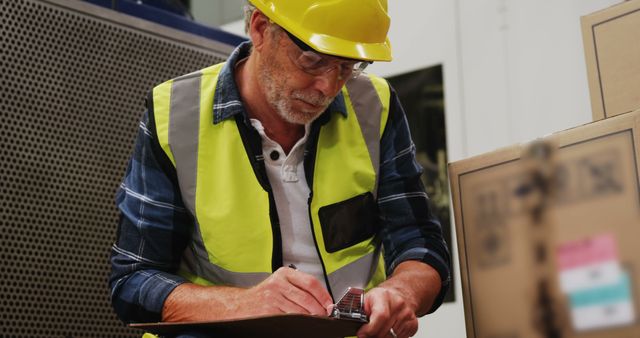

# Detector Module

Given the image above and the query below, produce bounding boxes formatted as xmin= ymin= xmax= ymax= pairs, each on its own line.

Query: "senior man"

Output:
xmin=110 ymin=1 xmax=451 ymax=337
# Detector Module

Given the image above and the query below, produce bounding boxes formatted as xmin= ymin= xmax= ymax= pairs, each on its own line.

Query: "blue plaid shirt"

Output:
xmin=110 ymin=42 xmax=451 ymax=323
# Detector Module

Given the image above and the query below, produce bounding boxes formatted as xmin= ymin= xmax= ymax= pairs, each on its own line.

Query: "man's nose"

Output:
xmin=311 ymin=67 xmax=345 ymax=97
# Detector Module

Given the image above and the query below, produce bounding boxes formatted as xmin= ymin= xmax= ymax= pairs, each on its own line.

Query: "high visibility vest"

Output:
xmin=152 ymin=63 xmax=391 ymax=300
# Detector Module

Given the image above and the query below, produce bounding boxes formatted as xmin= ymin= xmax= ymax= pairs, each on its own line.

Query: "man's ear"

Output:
xmin=249 ymin=11 xmax=271 ymax=51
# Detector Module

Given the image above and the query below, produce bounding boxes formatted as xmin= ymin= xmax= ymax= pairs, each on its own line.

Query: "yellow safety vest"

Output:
xmin=152 ymin=63 xmax=390 ymax=300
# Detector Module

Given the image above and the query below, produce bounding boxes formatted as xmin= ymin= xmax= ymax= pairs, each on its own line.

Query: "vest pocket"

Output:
xmin=318 ymin=192 xmax=378 ymax=253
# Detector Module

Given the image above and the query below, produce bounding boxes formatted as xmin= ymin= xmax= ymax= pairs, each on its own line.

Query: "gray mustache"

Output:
xmin=291 ymin=91 xmax=332 ymax=107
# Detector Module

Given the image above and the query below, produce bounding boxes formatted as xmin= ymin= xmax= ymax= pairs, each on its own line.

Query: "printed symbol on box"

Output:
xmin=556 ymin=234 xmax=635 ymax=332
xmin=483 ymin=231 xmax=501 ymax=255
xmin=474 ymin=187 xmax=510 ymax=268
xmin=553 ymin=148 xmax=623 ymax=205
xmin=577 ymin=150 xmax=623 ymax=198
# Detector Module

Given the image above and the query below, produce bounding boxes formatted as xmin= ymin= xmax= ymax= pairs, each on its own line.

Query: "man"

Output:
xmin=110 ymin=1 xmax=451 ymax=337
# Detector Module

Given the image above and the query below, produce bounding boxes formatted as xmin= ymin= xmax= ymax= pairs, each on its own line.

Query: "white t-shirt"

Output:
xmin=249 ymin=119 xmax=328 ymax=290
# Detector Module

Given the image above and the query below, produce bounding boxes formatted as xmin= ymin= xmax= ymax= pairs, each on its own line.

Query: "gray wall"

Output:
xmin=191 ymin=0 xmax=245 ymax=28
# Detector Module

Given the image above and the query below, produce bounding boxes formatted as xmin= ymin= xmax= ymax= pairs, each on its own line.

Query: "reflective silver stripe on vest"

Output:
xmin=168 ymin=71 xmax=270 ymax=287
xmin=169 ymin=71 xmax=201 ymax=215
xmin=182 ymin=247 xmax=271 ymax=287
xmin=345 ymin=76 xmax=383 ymax=197
xmin=168 ymin=72 xmax=209 ymax=280
xmin=332 ymin=77 xmax=385 ymax=295
xmin=327 ymin=251 xmax=377 ymax=301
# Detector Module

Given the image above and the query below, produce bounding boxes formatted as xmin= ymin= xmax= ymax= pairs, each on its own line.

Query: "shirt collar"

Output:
xmin=212 ymin=41 xmax=347 ymax=125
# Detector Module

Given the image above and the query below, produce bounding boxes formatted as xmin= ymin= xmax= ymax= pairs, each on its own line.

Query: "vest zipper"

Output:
xmin=267 ymin=188 xmax=284 ymax=272
xmin=307 ymin=191 xmax=335 ymax=301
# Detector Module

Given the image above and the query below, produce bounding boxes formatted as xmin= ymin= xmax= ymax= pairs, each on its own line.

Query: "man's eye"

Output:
xmin=300 ymin=57 xmax=321 ymax=69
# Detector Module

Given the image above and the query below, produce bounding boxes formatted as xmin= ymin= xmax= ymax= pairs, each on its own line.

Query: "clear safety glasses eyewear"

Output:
xmin=283 ymin=30 xmax=371 ymax=80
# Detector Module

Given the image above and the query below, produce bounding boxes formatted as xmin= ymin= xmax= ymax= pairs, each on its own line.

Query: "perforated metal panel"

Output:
xmin=0 ymin=0 xmax=232 ymax=336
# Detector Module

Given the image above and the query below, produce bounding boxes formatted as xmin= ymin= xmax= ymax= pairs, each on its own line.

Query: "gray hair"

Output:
xmin=243 ymin=1 xmax=281 ymax=43
xmin=243 ymin=2 xmax=256 ymax=35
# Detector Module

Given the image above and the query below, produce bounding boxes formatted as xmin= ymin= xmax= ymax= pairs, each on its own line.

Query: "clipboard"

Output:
xmin=129 ymin=313 xmax=364 ymax=338
xmin=130 ymin=287 xmax=369 ymax=337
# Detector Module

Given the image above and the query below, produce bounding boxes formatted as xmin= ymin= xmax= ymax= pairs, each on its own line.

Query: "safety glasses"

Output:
xmin=282 ymin=30 xmax=371 ymax=80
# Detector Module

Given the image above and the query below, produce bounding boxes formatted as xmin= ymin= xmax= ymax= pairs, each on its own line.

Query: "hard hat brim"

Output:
xmin=303 ymin=32 xmax=393 ymax=62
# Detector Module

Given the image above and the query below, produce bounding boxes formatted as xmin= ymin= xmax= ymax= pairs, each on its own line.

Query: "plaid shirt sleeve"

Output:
xmin=109 ymin=101 xmax=192 ymax=323
xmin=377 ymin=86 xmax=452 ymax=313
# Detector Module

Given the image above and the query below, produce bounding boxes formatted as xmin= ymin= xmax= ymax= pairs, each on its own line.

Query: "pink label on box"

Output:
xmin=557 ymin=234 xmax=618 ymax=270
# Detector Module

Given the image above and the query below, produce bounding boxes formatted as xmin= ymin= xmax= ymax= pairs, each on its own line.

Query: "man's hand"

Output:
xmin=358 ymin=286 xmax=418 ymax=338
xmin=356 ymin=261 xmax=442 ymax=338
xmin=246 ymin=267 xmax=333 ymax=316
xmin=162 ymin=267 xmax=333 ymax=322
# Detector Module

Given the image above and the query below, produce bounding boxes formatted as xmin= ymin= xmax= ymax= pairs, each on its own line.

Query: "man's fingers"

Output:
xmin=390 ymin=307 xmax=417 ymax=338
xmin=395 ymin=316 xmax=418 ymax=338
xmin=257 ymin=267 xmax=332 ymax=316
xmin=326 ymin=303 xmax=335 ymax=316
xmin=281 ymin=282 xmax=328 ymax=315
xmin=358 ymin=287 xmax=419 ymax=338
xmin=284 ymin=268 xmax=333 ymax=309
xmin=275 ymin=293 xmax=312 ymax=314
xmin=385 ymin=296 xmax=413 ymax=338
xmin=358 ymin=290 xmax=392 ymax=337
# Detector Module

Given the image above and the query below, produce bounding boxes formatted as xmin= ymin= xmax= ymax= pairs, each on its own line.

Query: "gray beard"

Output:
xmin=259 ymin=62 xmax=333 ymax=125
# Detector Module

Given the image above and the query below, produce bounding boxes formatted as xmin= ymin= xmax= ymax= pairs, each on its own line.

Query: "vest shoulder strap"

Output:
xmin=344 ymin=74 xmax=391 ymax=198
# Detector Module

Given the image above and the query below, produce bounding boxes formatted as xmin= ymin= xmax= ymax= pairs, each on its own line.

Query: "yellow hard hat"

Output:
xmin=248 ymin=0 xmax=392 ymax=62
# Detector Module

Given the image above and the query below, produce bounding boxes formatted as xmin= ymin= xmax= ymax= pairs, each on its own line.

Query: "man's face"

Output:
xmin=257 ymin=27 xmax=351 ymax=125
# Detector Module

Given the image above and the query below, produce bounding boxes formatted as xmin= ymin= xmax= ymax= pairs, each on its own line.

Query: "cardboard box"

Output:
xmin=582 ymin=0 xmax=640 ymax=121
xmin=449 ymin=110 xmax=640 ymax=338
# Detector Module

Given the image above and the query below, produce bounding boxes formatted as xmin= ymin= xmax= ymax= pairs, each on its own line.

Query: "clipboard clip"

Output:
xmin=329 ymin=287 xmax=368 ymax=322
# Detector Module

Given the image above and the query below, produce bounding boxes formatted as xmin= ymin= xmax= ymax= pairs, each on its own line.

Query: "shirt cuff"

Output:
xmin=388 ymin=247 xmax=451 ymax=314
xmin=139 ymin=271 xmax=188 ymax=317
